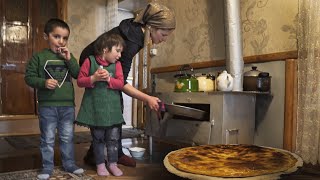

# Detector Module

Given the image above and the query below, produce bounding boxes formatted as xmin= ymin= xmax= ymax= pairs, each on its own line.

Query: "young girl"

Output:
xmin=80 ymin=3 xmax=176 ymax=167
xmin=75 ymin=33 xmax=125 ymax=176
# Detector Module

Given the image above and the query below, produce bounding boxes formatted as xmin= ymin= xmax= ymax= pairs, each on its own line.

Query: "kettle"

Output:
xmin=197 ymin=73 xmax=215 ymax=92
xmin=216 ymin=70 xmax=233 ymax=91
xmin=174 ymin=64 xmax=199 ymax=92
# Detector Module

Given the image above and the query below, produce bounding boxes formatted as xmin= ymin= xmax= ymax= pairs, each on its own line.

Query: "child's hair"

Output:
xmin=94 ymin=32 xmax=125 ymax=55
xmin=44 ymin=18 xmax=70 ymax=35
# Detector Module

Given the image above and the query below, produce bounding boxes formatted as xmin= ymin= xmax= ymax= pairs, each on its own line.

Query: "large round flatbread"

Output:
xmin=164 ymin=144 xmax=302 ymax=180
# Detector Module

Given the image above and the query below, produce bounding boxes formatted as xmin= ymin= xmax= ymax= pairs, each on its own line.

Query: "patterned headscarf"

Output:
xmin=134 ymin=3 xmax=176 ymax=29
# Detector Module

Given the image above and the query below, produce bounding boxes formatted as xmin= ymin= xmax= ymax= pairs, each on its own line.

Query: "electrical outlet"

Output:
xmin=150 ymin=48 xmax=157 ymax=56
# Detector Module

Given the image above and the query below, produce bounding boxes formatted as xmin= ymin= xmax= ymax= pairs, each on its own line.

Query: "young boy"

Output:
xmin=24 ymin=18 xmax=83 ymax=180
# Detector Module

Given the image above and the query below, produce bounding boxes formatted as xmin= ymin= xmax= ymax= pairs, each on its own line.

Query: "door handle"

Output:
xmin=1 ymin=63 xmax=16 ymax=70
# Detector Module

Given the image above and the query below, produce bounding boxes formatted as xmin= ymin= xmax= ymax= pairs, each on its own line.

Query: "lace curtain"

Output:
xmin=105 ymin=0 xmax=118 ymax=31
xmin=296 ymin=0 xmax=320 ymax=165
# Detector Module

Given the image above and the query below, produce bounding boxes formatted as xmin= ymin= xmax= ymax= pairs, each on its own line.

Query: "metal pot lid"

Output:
xmin=244 ymin=66 xmax=262 ymax=77
xmin=174 ymin=73 xmax=191 ymax=78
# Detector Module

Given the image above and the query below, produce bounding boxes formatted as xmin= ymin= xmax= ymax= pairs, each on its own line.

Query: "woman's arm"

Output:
xmin=122 ymin=83 xmax=160 ymax=111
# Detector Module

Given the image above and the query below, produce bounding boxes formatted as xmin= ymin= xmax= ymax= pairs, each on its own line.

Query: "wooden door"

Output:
xmin=0 ymin=0 xmax=34 ymax=115
xmin=0 ymin=0 xmax=61 ymax=115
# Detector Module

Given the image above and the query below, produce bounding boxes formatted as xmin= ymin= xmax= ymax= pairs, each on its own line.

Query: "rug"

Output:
xmin=4 ymin=128 xmax=144 ymax=150
xmin=0 ymin=167 xmax=94 ymax=180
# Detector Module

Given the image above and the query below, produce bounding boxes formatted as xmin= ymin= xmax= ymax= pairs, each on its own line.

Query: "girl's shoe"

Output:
xmin=97 ymin=163 xmax=109 ymax=176
xmin=108 ymin=162 xmax=123 ymax=176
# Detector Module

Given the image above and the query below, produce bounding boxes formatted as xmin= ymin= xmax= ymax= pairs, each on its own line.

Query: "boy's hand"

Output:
xmin=45 ymin=79 xmax=58 ymax=89
xmin=57 ymin=47 xmax=71 ymax=60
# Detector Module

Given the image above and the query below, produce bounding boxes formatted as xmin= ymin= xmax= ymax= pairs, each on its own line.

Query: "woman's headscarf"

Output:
xmin=134 ymin=3 xmax=176 ymax=29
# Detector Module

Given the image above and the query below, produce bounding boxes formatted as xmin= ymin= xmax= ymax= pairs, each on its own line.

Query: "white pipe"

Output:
xmin=224 ymin=0 xmax=244 ymax=91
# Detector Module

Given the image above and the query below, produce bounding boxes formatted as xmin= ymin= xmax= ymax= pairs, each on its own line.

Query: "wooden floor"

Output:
xmin=0 ymin=135 xmax=320 ymax=180
xmin=0 ymin=136 xmax=186 ymax=180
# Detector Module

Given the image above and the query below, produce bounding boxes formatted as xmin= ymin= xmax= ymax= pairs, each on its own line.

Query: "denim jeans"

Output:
xmin=90 ymin=126 xmax=120 ymax=165
xmin=38 ymin=106 xmax=76 ymax=173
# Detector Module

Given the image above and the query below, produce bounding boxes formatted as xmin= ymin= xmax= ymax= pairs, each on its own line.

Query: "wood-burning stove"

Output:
xmin=146 ymin=92 xmax=256 ymax=154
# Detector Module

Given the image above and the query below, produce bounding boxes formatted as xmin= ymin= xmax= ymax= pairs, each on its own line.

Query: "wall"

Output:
xmin=153 ymin=0 xmax=298 ymax=148
xmin=51 ymin=0 xmax=298 ymax=147
xmin=152 ymin=0 xmax=297 ymax=65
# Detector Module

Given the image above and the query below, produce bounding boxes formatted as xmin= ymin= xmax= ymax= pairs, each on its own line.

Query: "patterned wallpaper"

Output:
xmin=67 ymin=0 xmax=106 ymax=117
xmin=66 ymin=0 xmax=298 ymax=69
xmin=68 ymin=0 xmax=105 ymax=59
xmin=151 ymin=0 xmax=298 ymax=67
xmin=151 ymin=0 xmax=226 ymax=68
xmin=241 ymin=0 xmax=298 ymax=56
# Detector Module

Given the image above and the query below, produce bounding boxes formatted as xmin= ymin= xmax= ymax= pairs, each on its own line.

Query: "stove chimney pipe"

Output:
xmin=224 ymin=0 xmax=244 ymax=91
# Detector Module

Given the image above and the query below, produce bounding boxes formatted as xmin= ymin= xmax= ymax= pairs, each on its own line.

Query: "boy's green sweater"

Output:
xmin=24 ymin=49 xmax=79 ymax=107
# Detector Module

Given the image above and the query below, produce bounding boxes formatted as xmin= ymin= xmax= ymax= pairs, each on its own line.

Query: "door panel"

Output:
xmin=2 ymin=23 xmax=34 ymax=114
xmin=0 ymin=0 xmax=61 ymax=115
xmin=1 ymin=0 xmax=34 ymax=115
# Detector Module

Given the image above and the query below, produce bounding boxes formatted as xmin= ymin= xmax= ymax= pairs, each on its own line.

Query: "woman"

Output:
xmin=80 ymin=3 xmax=176 ymax=167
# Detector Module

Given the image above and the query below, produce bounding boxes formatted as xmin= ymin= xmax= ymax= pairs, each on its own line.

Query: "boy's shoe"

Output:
xmin=37 ymin=169 xmax=52 ymax=180
xmin=65 ymin=165 xmax=84 ymax=175
xmin=117 ymin=154 xmax=136 ymax=167
xmin=108 ymin=162 xmax=123 ymax=176
xmin=37 ymin=173 xmax=50 ymax=180
xmin=97 ymin=163 xmax=109 ymax=176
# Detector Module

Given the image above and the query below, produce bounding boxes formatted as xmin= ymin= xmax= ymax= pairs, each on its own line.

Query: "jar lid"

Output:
xmin=243 ymin=66 xmax=262 ymax=77
xmin=207 ymin=74 xmax=215 ymax=80
xmin=258 ymin=72 xmax=270 ymax=77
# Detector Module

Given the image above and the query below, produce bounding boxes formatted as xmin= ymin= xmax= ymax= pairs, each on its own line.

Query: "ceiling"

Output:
xmin=118 ymin=0 xmax=148 ymax=12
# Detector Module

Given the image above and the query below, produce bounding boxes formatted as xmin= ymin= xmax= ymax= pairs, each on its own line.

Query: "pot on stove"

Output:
xmin=174 ymin=64 xmax=199 ymax=92
xmin=243 ymin=66 xmax=271 ymax=92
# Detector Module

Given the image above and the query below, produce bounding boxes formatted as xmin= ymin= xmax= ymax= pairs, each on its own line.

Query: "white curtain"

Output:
xmin=105 ymin=0 xmax=118 ymax=31
xmin=296 ymin=0 xmax=320 ymax=165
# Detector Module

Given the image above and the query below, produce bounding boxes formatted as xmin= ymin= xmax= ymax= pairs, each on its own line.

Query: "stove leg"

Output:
xmin=149 ymin=136 xmax=153 ymax=156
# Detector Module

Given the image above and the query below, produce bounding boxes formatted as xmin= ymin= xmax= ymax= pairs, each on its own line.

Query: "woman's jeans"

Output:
xmin=38 ymin=106 xmax=76 ymax=173
xmin=90 ymin=126 xmax=120 ymax=165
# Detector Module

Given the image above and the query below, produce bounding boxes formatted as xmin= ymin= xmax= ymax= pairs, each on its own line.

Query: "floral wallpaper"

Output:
xmin=241 ymin=0 xmax=270 ymax=55
xmin=151 ymin=0 xmax=298 ymax=67
xmin=67 ymin=0 xmax=106 ymax=117
xmin=151 ymin=0 xmax=226 ymax=68
xmin=68 ymin=0 xmax=105 ymax=59
xmin=241 ymin=0 xmax=298 ymax=56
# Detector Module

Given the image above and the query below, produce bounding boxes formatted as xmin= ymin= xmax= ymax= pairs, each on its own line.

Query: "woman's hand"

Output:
xmin=146 ymin=95 xmax=161 ymax=111
xmin=45 ymin=79 xmax=58 ymax=89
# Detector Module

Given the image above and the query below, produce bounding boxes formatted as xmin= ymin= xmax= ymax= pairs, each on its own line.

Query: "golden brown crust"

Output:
xmin=167 ymin=144 xmax=298 ymax=178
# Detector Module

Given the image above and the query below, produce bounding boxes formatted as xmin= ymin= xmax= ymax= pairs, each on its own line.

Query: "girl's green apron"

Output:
xmin=76 ymin=56 xmax=124 ymax=127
